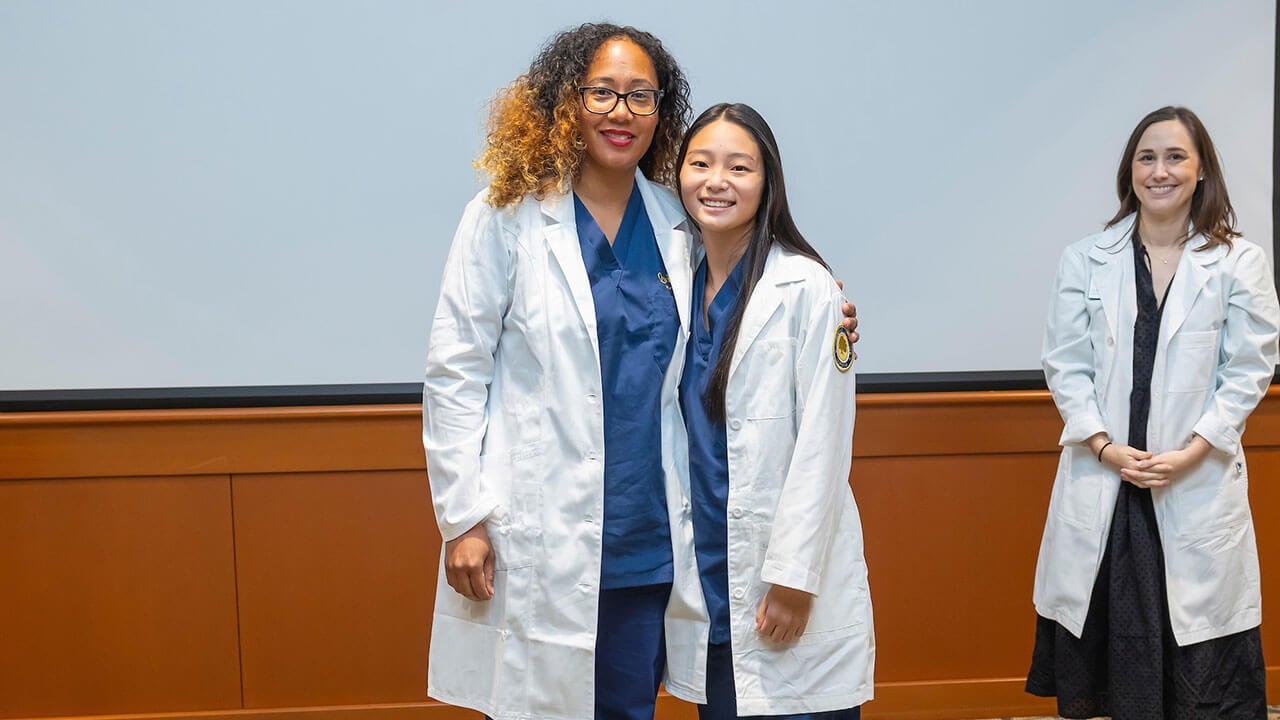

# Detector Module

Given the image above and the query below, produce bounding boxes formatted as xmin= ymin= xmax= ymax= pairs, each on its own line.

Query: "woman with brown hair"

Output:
xmin=422 ymin=22 xmax=856 ymax=720
xmin=1028 ymin=106 xmax=1279 ymax=718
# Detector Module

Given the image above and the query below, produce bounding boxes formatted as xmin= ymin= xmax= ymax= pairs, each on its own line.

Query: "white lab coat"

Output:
xmin=1034 ymin=214 xmax=1279 ymax=646
xmin=662 ymin=246 xmax=875 ymax=715
xmin=423 ymin=170 xmax=708 ymax=720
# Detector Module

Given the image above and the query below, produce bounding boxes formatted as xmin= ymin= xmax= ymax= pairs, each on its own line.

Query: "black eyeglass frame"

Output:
xmin=576 ymin=86 xmax=665 ymax=116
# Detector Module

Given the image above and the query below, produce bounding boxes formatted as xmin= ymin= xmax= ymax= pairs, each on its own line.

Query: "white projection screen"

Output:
xmin=0 ymin=1 xmax=1275 ymax=403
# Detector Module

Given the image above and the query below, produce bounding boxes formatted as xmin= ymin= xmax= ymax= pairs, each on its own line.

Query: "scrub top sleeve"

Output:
xmin=760 ymin=279 xmax=856 ymax=596
xmin=1191 ymin=243 xmax=1280 ymax=455
xmin=1043 ymin=244 xmax=1109 ymax=446
xmin=424 ymin=195 xmax=511 ymax=541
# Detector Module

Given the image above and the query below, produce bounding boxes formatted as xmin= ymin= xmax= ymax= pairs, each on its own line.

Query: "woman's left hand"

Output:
xmin=1120 ymin=435 xmax=1212 ymax=488
xmin=756 ymin=584 xmax=813 ymax=644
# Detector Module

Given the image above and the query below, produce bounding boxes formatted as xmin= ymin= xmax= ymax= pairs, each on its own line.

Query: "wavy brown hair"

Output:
xmin=1105 ymin=106 xmax=1239 ymax=250
xmin=478 ymin=23 xmax=691 ymax=208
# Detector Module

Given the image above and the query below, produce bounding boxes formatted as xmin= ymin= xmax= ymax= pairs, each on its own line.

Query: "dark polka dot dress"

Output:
xmin=1026 ymin=234 xmax=1268 ymax=719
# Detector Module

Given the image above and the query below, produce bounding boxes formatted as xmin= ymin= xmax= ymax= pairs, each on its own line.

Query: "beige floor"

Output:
xmin=997 ymin=708 xmax=1280 ymax=720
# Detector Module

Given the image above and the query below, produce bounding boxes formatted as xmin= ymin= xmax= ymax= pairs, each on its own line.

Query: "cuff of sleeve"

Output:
xmin=438 ymin=498 xmax=499 ymax=542
xmin=760 ymin=559 xmax=821 ymax=596
xmin=1192 ymin=413 xmax=1241 ymax=455
xmin=1060 ymin=413 xmax=1108 ymax=446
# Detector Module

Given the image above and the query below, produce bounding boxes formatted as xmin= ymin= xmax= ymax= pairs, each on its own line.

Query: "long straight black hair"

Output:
xmin=675 ymin=103 xmax=829 ymax=423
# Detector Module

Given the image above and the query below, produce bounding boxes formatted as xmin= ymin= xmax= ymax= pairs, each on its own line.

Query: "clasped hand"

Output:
xmin=1100 ymin=436 xmax=1210 ymax=489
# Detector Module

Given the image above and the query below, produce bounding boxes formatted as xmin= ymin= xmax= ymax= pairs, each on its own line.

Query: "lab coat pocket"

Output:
xmin=745 ymin=413 xmax=796 ymax=480
xmin=752 ymin=523 xmax=865 ymax=645
xmin=428 ymin=613 xmax=504 ymax=708
xmin=481 ymin=444 xmax=545 ymax=571
xmin=1053 ymin=446 xmax=1104 ymax=531
xmin=1167 ymin=330 xmax=1218 ymax=393
xmin=799 ymin=552 xmax=868 ymax=646
xmin=1173 ymin=519 xmax=1253 ymax=622
xmin=741 ymin=339 xmax=797 ymax=420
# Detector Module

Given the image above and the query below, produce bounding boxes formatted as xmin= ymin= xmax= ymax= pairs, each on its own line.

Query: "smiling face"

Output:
xmin=679 ymin=119 xmax=765 ymax=244
xmin=577 ymin=38 xmax=660 ymax=181
xmin=1131 ymin=119 xmax=1202 ymax=224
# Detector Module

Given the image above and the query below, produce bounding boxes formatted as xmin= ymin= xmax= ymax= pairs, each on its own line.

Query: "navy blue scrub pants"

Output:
xmin=595 ymin=582 xmax=672 ymax=720
xmin=699 ymin=642 xmax=861 ymax=720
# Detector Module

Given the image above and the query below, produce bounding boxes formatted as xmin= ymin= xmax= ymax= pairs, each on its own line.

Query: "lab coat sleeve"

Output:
xmin=1191 ymin=243 xmax=1280 ymax=454
xmin=759 ymin=279 xmax=856 ymax=595
xmin=1043 ymin=244 xmax=1108 ymax=446
xmin=423 ymin=194 xmax=513 ymax=541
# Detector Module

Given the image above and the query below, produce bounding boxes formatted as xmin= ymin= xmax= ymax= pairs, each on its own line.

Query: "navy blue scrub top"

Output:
xmin=679 ymin=256 xmax=746 ymax=644
xmin=573 ymin=183 xmax=679 ymax=589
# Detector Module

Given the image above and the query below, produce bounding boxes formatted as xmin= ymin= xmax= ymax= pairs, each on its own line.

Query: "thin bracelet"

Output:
xmin=1097 ymin=441 xmax=1113 ymax=463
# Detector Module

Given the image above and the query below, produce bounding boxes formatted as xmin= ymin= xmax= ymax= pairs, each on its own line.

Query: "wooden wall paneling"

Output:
xmin=0 ymin=407 xmax=424 ymax=481
xmin=231 ymin=470 xmax=435 ymax=708
xmin=1 ymin=391 xmax=1277 ymax=720
xmin=0 ymin=475 xmax=241 ymax=718
xmin=1246 ymin=447 xmax=1280 ymax=669
xmin=852 ymin=453 xmax=1059 ymax=718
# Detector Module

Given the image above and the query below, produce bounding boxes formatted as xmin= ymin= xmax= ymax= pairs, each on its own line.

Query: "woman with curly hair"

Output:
xmin=424 ymin=22 xmax=750 ymax=720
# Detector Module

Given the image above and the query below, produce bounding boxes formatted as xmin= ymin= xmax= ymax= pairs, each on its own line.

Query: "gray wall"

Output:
xmin=1 ymin=0 xmax=1273 ymax=389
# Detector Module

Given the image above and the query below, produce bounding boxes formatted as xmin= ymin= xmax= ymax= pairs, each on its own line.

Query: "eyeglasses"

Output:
xmin=577 ymin=86 xmax=664 ymax=116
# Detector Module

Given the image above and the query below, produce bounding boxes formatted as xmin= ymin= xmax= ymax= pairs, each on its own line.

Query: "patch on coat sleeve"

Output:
xmin=833 ymin=326 xmax=855 ymax=372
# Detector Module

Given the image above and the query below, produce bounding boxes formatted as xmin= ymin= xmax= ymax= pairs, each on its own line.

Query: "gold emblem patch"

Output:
xmin=833 ymin=327 xmax=854 ymax=372
xmin=657 ymin=272 xmax=672 ymax=290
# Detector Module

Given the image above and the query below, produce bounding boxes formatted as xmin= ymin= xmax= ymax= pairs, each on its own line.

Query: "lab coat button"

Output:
xmin=1107 ymin=337 xmax=1114 ymax=346
xmin=731 ymin=507 xmax=744 ymax=519
xmin=732 ymin=588 xmax=745 ymax=599
xmin=729 ymin=419 xmax=742 ymax=431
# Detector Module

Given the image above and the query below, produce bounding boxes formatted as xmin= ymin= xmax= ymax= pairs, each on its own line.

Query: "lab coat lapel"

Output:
xmin=636 ymin=173 xmax=694 ymax=338
xmin=1087 ymin=222 xmax=1133 ymax=395
xmin=541 ymin=192 xmax=602 ymax=355
xmin=728 ymin=249 xmax=787 ymax=382
xmin=1159 ymin=237 xmax=1224 ymax=346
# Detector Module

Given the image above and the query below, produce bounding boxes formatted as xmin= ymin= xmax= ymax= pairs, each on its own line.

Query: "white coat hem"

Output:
xmin=1171 ymin=610 xmax=1261 ymax=647
xmin=663 ymin=680 xmax=708 ymax=705
xmin=735 ymin=688 xmax=872 ymax=716
xmin=1033 ymin=603 xmax=1085 ymax=639
xmin=1034 ymin=604 xmax=1262 ymax=647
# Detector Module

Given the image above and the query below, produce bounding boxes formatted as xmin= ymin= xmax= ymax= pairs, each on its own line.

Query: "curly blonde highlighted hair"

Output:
xmin=477 ymin=23 xmax=692 ymax=208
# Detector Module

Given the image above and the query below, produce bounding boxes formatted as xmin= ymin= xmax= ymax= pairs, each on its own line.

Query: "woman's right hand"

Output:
xmin=445 ymin=522 xmax=495 ymax=601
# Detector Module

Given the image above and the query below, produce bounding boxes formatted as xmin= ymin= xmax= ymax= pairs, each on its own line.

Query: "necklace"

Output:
xmin=1147 ymin=244 xmax=1182 ymax=266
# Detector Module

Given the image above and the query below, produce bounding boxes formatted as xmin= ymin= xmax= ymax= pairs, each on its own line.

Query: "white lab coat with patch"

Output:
xmin=423 ymin=170 xmax=708 ymax=720
xmin=662 ymin=246 xmax=875 ymax=715
xmin=1034 ymin=214 xmax=1279 ymax=646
